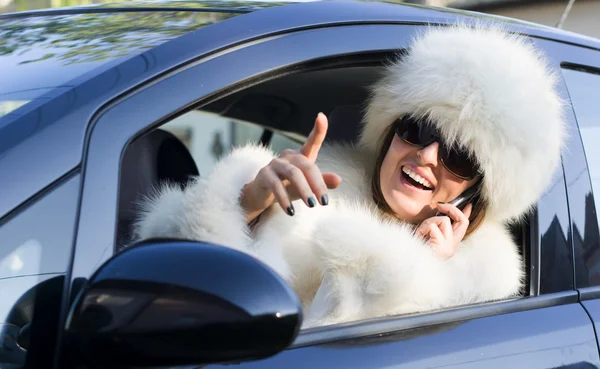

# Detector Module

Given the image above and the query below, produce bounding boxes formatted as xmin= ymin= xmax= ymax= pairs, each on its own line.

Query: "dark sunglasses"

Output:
xmin=394 ymin=115 xmax=482 ymax=180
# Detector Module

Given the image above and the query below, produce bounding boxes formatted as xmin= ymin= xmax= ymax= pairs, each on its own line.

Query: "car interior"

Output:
xmin=117 ymin=55 xmax=534 ymax=318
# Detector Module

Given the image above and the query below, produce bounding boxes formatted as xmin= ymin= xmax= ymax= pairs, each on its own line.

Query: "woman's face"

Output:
xmin=380 ymin=134 xmax=480 ymax=224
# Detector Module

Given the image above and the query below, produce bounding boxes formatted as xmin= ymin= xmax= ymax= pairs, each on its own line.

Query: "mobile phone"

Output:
xmin=435 ymin=184 xmax=479 ymax=217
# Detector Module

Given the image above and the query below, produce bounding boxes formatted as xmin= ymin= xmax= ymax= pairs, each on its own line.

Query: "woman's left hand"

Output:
xmin=416 ymin=203 xmax=473 ymax=259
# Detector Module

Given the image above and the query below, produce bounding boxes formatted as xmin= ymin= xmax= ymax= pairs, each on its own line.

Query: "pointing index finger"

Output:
xmin=300 ymin=113 xmax=328 ymax=162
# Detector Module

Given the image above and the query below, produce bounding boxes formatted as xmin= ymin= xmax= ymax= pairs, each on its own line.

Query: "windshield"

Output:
xmin=0 ymin=10 xmax=237 ymax=119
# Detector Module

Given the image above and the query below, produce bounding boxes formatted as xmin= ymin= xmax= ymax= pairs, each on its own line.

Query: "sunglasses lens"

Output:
xmin=440 ymin=146 xmax=480 ymax=179
xmin=395 ymin=116 xmax=437 ymax=146
xmin=395 ymin=115 xmax=480 ymax=179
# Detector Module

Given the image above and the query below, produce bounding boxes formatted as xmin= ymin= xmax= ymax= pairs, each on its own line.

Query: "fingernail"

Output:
xmin=287 ymin=205 xmax=295 ymax=216
xmin=321 ymin=194 xmax=329 ymax=206
xmin=307 ymin=196 xmax=316 ymax=208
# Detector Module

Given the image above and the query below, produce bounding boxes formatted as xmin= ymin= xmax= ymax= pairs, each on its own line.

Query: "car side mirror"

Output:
xmin=64 ymin=239 xmax=302 ymax=367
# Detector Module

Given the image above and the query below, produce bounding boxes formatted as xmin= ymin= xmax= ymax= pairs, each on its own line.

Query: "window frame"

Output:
xmin=70 ymin=23 xmax=575 ymax=347
xmin=561 ymin=64 xmax=600 ymax=294
xmin=532 ymin=36 xmax=600 ymax=296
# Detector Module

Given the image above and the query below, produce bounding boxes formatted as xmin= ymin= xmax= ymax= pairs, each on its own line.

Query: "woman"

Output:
xmin=132 ymin=24 xmax=566 ymax=328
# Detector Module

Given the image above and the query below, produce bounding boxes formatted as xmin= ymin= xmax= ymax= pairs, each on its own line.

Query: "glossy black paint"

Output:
xmin=214 ymin=296 xmax=599 ymax=369
xmin=64 ymin=239 xmax=301 ymax=367
xmin=0 ymin=274 xmax=66 ymax=369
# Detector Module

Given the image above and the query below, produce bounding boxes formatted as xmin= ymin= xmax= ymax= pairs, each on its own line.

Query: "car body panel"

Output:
xmin=69 ymin=19 xmax=599 ymax=368
xmin=2 ymin=0 xmax=600 ymax=221
xmin=0 ymin=10 xmax=236 ymax=115
xmin=209 ymin=300 xmax=599 ymax=369
xmin=0 ymin=8 xmax=237 ymax=221
xmin=1 ymin=1 xmax=600 ymax=368
xmin=1 ymin=0 xmax=290 ymax=16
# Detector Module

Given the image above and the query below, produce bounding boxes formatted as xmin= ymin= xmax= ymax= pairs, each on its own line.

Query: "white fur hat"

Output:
xmin=359 ymin=23 xmax=567 ymax=222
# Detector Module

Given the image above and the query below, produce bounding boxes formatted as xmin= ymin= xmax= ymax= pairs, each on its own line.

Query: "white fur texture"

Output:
xmin=360 ymin=24 xmax=567 ymax=222
xmin=133 ymin=144 xmax=292 ymax=279
xmin=132 ymin=143 xmax=524 ymax=328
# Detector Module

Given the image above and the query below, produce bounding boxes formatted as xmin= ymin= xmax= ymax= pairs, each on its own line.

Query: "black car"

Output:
xmin=2 ymin=1 xmax=600 ymax=368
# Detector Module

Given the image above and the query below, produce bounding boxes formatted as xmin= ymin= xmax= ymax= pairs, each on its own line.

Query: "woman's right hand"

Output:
xmin=241 ymin=113 xmax=342 ymax=221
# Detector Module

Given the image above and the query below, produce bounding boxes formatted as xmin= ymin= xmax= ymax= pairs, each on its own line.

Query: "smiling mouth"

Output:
xmin=401 ymin=166 xmax=434 ymax=191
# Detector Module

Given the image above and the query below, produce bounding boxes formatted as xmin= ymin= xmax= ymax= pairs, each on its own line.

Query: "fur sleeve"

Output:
xmin=304 ymin=202 xmax=524 ymax=327
xmin=132 ymin=143 xmax=277 ymax=251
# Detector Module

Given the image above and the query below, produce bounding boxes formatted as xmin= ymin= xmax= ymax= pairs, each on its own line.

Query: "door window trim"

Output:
xmin=293 ymin=291 xmax=578 ymax=348
xmin=560 ymin=62 xmax=600 ymax=297
xmin=531 ymin=38 xmax=600 ymax=295
xmin=71 ymin=23 xmax=419 ymax=287
xmin=71 ymin=23 xmax=573 ymax=346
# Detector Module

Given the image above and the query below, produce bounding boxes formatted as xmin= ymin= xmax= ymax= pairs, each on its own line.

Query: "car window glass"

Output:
xmin=561 ymin=68 xmax=600 ymax=232
xmin=161 ymin=110 xmax=302 ymax=176
xmin=0 ymin=174 xmax=79 ymax=368
xmin=0 ymin=175 xmax=79 ymax=280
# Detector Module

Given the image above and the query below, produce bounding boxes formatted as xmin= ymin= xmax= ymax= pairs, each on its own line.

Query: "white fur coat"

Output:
xmin=133 ymin=142 xmax=524 ymax=328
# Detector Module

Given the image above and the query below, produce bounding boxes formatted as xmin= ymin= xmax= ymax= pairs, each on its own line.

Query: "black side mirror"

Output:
xmin=64 ymin=239 xmax=302 ymax=368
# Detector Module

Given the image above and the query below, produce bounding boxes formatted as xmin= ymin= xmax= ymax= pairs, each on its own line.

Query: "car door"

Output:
xmin=64 ymin=13 xmax=600 ymax=369
xmin=548 ymin=37 xmax=600 ymax=356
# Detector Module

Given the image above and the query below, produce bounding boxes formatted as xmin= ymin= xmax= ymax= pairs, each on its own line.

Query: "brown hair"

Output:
xmin=371 ymin=124 xmax=487 ymax=238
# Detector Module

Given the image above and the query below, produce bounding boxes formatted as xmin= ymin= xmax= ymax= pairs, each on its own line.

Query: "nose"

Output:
xmin=417 ymin=141 xmax=440 ymax=167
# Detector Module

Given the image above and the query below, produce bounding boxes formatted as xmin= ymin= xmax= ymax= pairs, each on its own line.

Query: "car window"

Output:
xmin=161 ymin=110 xmax=302 ymax=176
xmin=561 ymin=68 xmax=600 ymax=233
xmin=0 ymin=175 xmax=79 ymax=280
xmin=0 ymin=174 xmax=79 ymax=368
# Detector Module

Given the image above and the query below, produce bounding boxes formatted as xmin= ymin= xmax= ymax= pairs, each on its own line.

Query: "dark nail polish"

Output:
xmin=287 ymin=205 xmax=295 ymax=216
xmin=308 ymin=196 xmax=316 ymax=208
xmin=321 ymin=194 xmax=329 ymax=206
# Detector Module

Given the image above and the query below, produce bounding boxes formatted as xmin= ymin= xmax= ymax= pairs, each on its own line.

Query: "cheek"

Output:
xmin=436 ymin=172 xmax=477 ymax=202
xmin=381 ymin=137 xmax=412 ymax=177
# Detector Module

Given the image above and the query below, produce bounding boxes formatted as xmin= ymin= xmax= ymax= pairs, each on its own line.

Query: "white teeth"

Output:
xmin=402 ymin=166 xmax=433 ymax=189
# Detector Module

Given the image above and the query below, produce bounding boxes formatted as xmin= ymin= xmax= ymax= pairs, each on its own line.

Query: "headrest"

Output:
xmin=118 ymin=129 xmax=198 ymax=246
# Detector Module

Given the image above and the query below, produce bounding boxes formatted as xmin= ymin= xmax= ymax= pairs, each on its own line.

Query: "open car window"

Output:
xmin=117 ymin=59 xmax=538 ymax=308
xmin=161 ymin=110 xmax=302 ymax=177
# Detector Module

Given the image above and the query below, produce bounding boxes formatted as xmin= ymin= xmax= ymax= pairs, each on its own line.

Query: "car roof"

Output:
xmin=1 ymin=0 xmax=598 ymax=113
xmin=0 ymin=0 xmax=293 ymax=16
xmin=1 ymin=0 xmax=597 ymax=119
xmin=0 ymin=6 xmax=243 ymax=121
xmin=1 ymin=0 xmax=599 ymax=220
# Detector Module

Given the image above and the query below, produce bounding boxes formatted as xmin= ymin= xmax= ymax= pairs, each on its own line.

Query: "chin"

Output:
xmin=380 ymin=167 xmax=434 ymax=222
xmin=385 ymin=190 xmax=425 ymax=222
